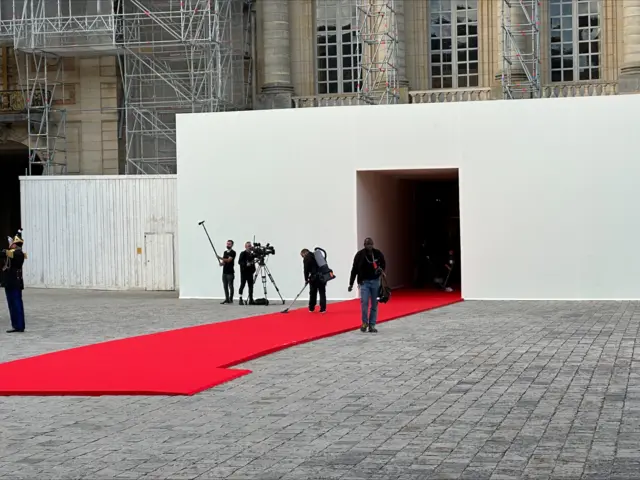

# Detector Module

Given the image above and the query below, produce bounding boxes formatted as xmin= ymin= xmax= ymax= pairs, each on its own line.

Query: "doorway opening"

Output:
xmin=356 ymin=168 xmax=461 ymax=294
xmin=0 ymin=142 xmax=42 ymax=240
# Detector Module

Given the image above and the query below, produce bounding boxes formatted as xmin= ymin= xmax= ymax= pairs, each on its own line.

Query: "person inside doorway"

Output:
xmin=348 ymin=237 xmax=386 ymax=333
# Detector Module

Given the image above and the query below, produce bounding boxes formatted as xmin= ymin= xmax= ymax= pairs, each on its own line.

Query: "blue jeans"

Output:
xmin=5 ymin=288 xmax=25 ymax=331
xmin=360 ymin=278 xmax=380 ymax=326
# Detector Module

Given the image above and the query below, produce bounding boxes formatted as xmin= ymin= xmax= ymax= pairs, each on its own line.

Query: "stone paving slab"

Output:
xmin=0 ymin=289 xmax=638 ymax=479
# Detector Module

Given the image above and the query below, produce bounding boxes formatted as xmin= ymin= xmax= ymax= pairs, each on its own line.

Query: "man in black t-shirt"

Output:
xmin=219 ymin=239 xmax=236 ymax=304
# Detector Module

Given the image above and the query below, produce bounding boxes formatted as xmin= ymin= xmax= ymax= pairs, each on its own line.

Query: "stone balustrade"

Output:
xmin=292 ymin=81 xmax=619 ymax=108
xmin=541 ymin=82 xmax=619 ymax=98
xmin=409 ymin=88 xmax=492 ymax=103
xmin=292 ymin=94 xmax=366 ymax=108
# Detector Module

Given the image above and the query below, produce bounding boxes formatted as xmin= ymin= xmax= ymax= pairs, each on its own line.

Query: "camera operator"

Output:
xmin=348 ymin=237 xmax=386 ymax=333
xmin=301 ymin=248 xmax=327 ymax=313
xmin=219 ymin=239 xmax=236 ymax=304
xmin=238 ymin=241 xmax=256 ymax=305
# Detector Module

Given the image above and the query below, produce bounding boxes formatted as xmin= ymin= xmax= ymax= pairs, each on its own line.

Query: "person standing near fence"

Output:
xmin=1 ymin=230 xmax=27 ymax=333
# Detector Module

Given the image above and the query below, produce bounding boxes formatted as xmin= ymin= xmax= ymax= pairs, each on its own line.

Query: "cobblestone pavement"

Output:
xmin=0 ymin=290 xmax=638 ymax=479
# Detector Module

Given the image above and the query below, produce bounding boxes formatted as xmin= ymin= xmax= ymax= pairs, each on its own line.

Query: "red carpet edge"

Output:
xmin=0 ymin=292 xmax=463 ymax=396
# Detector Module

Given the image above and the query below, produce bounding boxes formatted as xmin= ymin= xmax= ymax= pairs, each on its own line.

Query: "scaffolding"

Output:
xmin=355 ymin=0 xmax=399 ymax=105
xmin=500 ymin=0 xmax=541 ymax=99
xmin=3 ymin=0 xmax=251 ymax=175
xmin=118 ymin=0 xmax=242 ymax=174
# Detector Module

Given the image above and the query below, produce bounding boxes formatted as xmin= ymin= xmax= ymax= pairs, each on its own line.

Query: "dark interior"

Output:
xmin=408 ymin=177 xmax=461 ymax=291
xmin=0 ymin=145 xmax=41 ymax=240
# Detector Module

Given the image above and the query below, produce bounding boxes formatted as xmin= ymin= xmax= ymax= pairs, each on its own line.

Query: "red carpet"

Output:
xmin=0 ymin=290 xmax=461 ymax=396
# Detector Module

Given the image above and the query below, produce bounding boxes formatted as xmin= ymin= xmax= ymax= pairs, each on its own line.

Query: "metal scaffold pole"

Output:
xmin=356 ymin=0 xmax=400 ymax=105
xmin=501 ymin=0 xmax=541 ymax=100
xmin=6 ymin=0 xmax=253 ymax=175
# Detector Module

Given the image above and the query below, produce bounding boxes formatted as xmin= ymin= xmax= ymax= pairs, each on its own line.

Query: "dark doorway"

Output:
xmin=356 ymin=168 xmax=461 ymax=294
xmin=409 ymin=175 xmax=461 ymax=292
xmin=0 ymin=142 xmax=42 ymax=240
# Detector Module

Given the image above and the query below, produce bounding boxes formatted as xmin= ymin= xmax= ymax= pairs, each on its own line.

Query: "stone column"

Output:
xmin=395 ymin=0 xmax=409 ymax=93
xmin=257 ymin=0 xmax=294 ymax=109
xmin=619 ymin=0 xmax=640 ymax=93
xmin=289 ymin=0 xmax=314 ymax=97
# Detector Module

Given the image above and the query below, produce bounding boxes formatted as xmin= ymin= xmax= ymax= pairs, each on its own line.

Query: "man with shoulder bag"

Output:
xmin=348 ymin=237 xmax=386 ymax=333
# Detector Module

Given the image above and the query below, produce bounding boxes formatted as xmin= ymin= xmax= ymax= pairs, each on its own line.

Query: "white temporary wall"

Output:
xmin=20 ymin=175 xmax=178 ymax=291
xmin=177 ymin=95 xmax=640 ymax=300
xmin=356 ymin=172 xmax=414 ymax=289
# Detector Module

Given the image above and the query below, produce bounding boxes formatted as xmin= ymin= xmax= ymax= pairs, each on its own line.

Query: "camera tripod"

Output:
xmin=253 ymin=259 xmax=285 ymax=305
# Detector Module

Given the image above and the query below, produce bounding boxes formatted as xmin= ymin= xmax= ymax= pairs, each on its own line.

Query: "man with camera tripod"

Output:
xmin=238 ymin=241 xmax=256 ymax=305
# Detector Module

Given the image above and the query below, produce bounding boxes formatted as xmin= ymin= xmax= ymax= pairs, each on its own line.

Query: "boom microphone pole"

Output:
xmin=198 ymin=220 xmax=221 ymax=260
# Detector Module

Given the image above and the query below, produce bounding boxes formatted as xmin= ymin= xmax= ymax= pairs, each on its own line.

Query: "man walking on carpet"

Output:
xmin=348 ymin=237 xmax=386 ymax=333
xmin=1 ymin=230 xmax=27 ymax=333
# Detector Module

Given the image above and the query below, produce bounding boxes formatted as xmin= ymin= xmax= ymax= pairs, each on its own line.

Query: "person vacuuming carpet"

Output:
xmin=348 ymin=237 xmax=386 ymax=334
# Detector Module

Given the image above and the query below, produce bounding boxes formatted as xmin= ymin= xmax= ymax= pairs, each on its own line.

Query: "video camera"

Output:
xmin=250 ymin=242 xmax=275 ymax=262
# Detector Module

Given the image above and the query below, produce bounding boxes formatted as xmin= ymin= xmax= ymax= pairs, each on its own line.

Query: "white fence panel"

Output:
xmin=19 ymin=175 xmax=178 ymax=291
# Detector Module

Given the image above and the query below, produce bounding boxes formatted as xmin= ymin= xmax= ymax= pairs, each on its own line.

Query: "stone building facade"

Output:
xmin=258 ymin=0 xmax=638 ymax=108
xmin=0 ymin=0 xmax=638 ymax=175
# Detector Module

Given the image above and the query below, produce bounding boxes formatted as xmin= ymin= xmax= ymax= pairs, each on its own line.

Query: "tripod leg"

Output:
xmin=261 ymin=270 xmax=269 ymax=305
xmin=264 ymin=265 xmax=286 ymax=305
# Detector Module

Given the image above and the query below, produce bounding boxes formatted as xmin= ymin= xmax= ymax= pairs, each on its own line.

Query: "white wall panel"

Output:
xmin=19 ymin=175 xmax=178 ymax=291
xmin=177 ymin=95 xmax=640 ymax=300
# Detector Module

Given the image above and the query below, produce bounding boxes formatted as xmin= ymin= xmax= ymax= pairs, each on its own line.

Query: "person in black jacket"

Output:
xmin=348 ymin=237 xmax=386 ymax=333
xmin=301 ymin=248 xmax=326 ymax=313
xmin=1 ymin=231 xmax=27 ymax=333
xmin=238 ymin=241 xmax=256 ymax=305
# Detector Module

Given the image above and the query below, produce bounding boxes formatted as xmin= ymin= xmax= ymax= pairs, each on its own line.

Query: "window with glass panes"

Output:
xmin=316 ymin=0 xmax=361 ymax=94
xmin=429 ymin=0 xmax=479 ymax=89
xmin=550 ymin=0 xmax=601 ymax=82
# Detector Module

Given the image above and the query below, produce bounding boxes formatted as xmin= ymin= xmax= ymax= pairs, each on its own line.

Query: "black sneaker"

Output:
xmin=360 ymin=323 xmax=368 ymax=332
xmin=221 ymin=300 xmax=229 ymax=305
xmin=368 ymin=325 xmax=378 ymax=333
xmin=309 ymin=306 xmax=315 ymax=312
xmin=319 ymin=309 xmax=326 ymax=314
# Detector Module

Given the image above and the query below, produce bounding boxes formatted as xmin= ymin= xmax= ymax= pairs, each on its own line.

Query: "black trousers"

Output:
xmin=309 ymin=281 xmax=327 ymax=311
xmin=222 ymin=273 xmax=235 ymax=301
xmin=239 ymin=270 xmax=255 ymax=299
